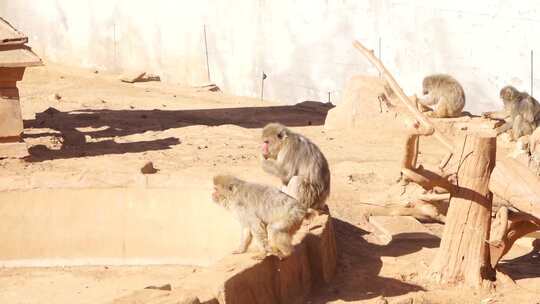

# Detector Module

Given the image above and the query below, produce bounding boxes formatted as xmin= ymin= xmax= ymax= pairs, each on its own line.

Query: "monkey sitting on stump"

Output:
xmin=212 ymin=174 xmax=310 ymax=260
xmin=483 ymin=85 xmax=540 ymax=141
xmin=260 ymin=123 xmax=331 ymax=213
xmin=417 ymin=74 xmax=466 ymax=118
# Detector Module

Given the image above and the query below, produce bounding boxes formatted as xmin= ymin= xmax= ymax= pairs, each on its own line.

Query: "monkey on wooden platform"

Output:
xmin=417 ymin=74 xmax=466 ymax=118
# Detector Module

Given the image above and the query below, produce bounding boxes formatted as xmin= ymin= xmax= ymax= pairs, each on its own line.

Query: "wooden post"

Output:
xmin=429 ymin=135 xmax=496 ymax=288
xmin=0 ymin=67 xmax=27 ymax=158
xmin=0 ymin=18 xmax=43 ymax=158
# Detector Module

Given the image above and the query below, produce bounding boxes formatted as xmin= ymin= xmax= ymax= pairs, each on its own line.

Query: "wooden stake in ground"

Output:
xmin=429 ymin=135 xmax=497 ymax=287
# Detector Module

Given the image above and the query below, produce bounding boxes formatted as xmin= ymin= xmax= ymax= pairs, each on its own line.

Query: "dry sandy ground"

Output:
xmin=0 ymin=64 xmax=538 ymax=303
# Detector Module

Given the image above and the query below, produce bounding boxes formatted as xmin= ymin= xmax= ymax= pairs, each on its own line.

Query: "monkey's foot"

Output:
xmin=231 ymin=249 xmax=247 ymax=255
xmin=425 ymin=111 xmax=439 ymax=118
xmin=268 ymin=247 xmax=288 ymax=260
xmin=251 ymin=252 xmax=268 ymax=260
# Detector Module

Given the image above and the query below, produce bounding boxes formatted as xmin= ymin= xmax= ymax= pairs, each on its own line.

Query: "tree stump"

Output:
xmin=429 ymin=135 xmax=496 ymax=287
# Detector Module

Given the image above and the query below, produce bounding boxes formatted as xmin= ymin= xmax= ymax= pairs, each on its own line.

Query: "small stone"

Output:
xmin=94 ymin=70 xmax=99 ymax=74
xmin=141 ymin=161 xmax=158 ymax=174
xmin=51 ymin=93 xmax=62 ymax=101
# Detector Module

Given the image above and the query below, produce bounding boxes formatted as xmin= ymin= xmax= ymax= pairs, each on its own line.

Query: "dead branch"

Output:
xmin=417 ymin=192 xmax=450 ymax=202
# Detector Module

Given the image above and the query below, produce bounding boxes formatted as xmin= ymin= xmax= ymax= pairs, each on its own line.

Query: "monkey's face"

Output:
xmin=212 ymin=176 xmax=238 ymax=207
xmin=261 ymin=124 xmax=287 ymax=159
xmin=422 ymin=78 xmax=433 ymax=95
xmin=261 ymin=135 xmax=283 ymax=160
xmin=212 ymin=185 xmax=228 ymax=205
xmin=500 ymin=86 xmax=519 ymax=103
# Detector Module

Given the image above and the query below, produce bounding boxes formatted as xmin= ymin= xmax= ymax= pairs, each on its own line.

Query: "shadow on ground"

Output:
xmin=499 ymin=239 xmax=540 ymax=280
xmin=309 ymin=219 xmax=438 ymax=302
xmin=22 ymin=101 xmax=334 ymax=161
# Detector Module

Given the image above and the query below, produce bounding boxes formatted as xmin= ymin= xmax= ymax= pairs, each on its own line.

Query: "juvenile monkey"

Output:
xmin=260 ymin=123 xmax=330 ymax=211
xmin=483 ymin=86 xmax=540 ymax=141
xmin=417 ymin=74 xmax=466 ymax=118
xmin=212 ymin=174 xmax=308 ymax=259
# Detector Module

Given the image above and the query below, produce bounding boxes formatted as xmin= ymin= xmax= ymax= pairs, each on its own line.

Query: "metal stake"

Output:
xmin=204 ymin=25 xmax=211 ymax=82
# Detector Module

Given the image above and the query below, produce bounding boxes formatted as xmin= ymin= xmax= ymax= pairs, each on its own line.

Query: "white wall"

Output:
xmin=2 ymin=0 xmax=539 ymax=113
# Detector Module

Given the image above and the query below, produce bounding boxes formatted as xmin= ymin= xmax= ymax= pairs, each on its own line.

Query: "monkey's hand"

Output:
xmin=232 ymin=248 xmax=247 ymax=254
xmin=261 ymin=159 xmax=287 ymax=180
xmin=482 ymin=111 xmax=493 ymax=119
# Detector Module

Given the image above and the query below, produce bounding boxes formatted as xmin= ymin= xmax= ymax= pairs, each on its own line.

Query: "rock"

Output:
xmin=141 ymin=161 xmax=158 ymax=174
xmin=195 ymin=84 xmax=221 ymax=92
xmin=50 ymin=93 xmax=61 ymax=101
xmin=324 ymin=75 xmax=402 ymax=131
xmin=120 ymin=72 xmax=161 ymax=83
xmin=145 ymin=284 xmax=172 ymax=291
xmin=112 ymin=214 xmax=337 ymax=304
xmin=144 ymin=73 xmax=161 ymax=82
xmin=120 ymin=72 xmax=146 ymax=83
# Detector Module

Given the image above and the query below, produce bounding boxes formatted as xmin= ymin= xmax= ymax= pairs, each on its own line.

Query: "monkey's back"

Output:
xmin=423 ymin=74 xmax=466 ymax=115
xmin=283 ymin=134 xmax=331 ymax=209
xmin=239 ymin=182 xmax=306 ymax=224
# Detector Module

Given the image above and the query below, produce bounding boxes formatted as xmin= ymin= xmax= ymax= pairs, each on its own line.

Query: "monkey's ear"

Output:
xmin=277 ymin=129 xmax=287 ymax=140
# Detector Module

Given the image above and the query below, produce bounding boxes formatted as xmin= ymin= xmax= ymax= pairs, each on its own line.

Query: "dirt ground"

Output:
xmin=0 ymin=64 xmax=539 ymax=304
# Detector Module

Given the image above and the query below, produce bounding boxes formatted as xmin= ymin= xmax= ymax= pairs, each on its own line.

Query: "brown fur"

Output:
xmin=260 ymin=123 xmax=330 ymax=211
xmin=418 ymin=74 xmax=466 ymax=118
xmin=212 ymin=174 xmax=308 ymax=259
xmin=484 ymin=86 xmax=540 ymax=141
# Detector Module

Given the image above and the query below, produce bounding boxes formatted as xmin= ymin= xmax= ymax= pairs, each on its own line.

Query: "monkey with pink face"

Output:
xmin=260 ymin=123 xmax=331 ymax=212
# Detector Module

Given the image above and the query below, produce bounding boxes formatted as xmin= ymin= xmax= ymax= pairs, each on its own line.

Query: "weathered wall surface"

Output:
xmin=1 ymin=0 xmax=539 ymax=113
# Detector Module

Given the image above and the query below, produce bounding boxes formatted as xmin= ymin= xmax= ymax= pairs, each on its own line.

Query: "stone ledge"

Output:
xmin=112 ymin=214 xmax=337 ymax=304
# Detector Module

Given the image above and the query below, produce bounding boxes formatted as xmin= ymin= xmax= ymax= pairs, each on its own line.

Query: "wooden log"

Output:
xmin=429 ymin=135 xmax=497 ymax=288
xmin=352 ymin=40 xmax=455 ymax=154
xmin=490 ymin=157 xmax=540 ymax=220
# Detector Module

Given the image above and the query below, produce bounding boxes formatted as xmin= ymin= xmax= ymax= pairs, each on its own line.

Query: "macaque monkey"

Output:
xmin=212 ymin=174 xmax=308 ymax=259
xmin=260 ymin=123 xmax=330 ymax=211
xmin=417 ymin=74 xmax=466 ymax=118
xmin=483 ymin=86 xmax=540 ymax=141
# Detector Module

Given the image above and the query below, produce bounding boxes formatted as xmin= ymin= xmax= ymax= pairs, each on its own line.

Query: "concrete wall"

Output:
xmin=0 ymin=186 xmax=241 ymax=267
xmin=1 ymin=0 xmax=539 ymax=113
